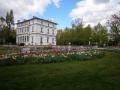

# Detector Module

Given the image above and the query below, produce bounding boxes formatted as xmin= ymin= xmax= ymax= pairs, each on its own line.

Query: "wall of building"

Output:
xmin=16 ymin=18 xmax=57 ymax=46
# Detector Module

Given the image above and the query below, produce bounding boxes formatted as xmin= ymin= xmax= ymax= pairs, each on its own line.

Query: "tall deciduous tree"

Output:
xmin=10 ymin=10 xmax=14 ymax=25
xmin=6 ymin=10 xmax=14 ymax=31
xmin=0 ymin=10 xmax=16 ymax=45
xmin=56 ymin=22 xmax=108 ymax=46
xmin=108 ymin=11 xmax=120 ymax=45
xmin=92 ymin=23 xmax=108 ymax=46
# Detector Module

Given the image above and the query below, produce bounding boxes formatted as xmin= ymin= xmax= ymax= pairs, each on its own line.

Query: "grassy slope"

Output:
xmin=0 ymin=52 xmax=120 ymax=90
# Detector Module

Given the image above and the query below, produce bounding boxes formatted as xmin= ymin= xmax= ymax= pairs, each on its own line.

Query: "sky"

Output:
xmin=0 ymin=0 xmax=120 ymax=29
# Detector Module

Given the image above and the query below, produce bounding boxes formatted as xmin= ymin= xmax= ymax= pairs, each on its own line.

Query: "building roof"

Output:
xmin=16 ymin=16 xmax=57 ymax=25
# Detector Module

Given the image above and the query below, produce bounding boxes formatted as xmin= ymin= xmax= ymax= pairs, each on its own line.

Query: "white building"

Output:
xmin=0 ymin=17 xmax=6 ymax=30
xmin=16 ymin=16 xmax=57 ymax=46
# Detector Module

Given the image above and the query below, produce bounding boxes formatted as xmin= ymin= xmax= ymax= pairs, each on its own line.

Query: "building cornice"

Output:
xmin=16 ymin=16 xmax=57 ymax=25
xmin=17 ymin=23 xmax=57 ymax=29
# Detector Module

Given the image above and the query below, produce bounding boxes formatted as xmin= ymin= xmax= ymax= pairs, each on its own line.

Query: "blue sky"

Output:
xmin=42 ymin=0 xmax=79 ymax=28
xmin=0 ymin=0 xmax=120 ymax=29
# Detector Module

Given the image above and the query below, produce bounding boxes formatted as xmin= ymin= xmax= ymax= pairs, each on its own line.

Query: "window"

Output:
xmin=19 ymin=28 xmax=20 ymax=33
xmin=52 ymin=30 xmax=54 ymax=35
xmin=23 ymin=36 xmax=24 ymax=42
xmin=25 ymin=36 xmax=26 ymax=42
xmin=40 ymin=37 xmax=43 ymax=44
xmin=47 ymin=37 xmax=49 ymax=43
xmin=47 ymin=29 xmax=49 ymax=34
xmin=20 ymin=37 xmax=22 ymax=43
xmin=23 ymin=28 xmax=24 ymax=33
xmin=20 ymin=28 xmax=22 ymax=33
xmin=32 ymin=36 xmax=33 ymax=44
xmin=52 ymin=38 xmax=54 ymax=44
xmin=24 ymin=28 xmax=26 ymax=33
xmin=27 ymin=27 xmax=29 ymax=32
xmin=32 ymin=26 xmax=34 ymax=32
xmin=41 ymin=27 xmax=43 ymax=33
xmin=27 ymin=36 xmax=29 ymax=42
xmin=22 ymin=28 xmax=23 ymax=33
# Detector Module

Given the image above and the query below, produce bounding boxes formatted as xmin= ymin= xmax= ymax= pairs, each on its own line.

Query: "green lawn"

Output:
xmin=0 ymin=52 xmax=120 ymax=90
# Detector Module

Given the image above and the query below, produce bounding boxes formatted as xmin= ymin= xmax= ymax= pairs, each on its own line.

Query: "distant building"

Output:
xmin=16 ymin=16 xmax=57 ymax=46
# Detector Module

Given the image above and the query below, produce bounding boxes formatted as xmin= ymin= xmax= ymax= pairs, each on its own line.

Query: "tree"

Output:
xmin=57 ymin=20 xmax=109 ymax=46
xmin=57 ymin=23 xmax=92 ymax=45
xmin=10 ymin=10 xmax=14 ymax=25
xmin=108 ymin=11 xmax=120 ymax=45
xmin=0 ymin=10 xmax=16 ymax=45
xmin=71 ymin=18 xmax=83 ymax=28
xmin=92 ymin=23 xmax=108 ymax=46
xmin=6 ymin=10 xmax=14 ymax=31
xmin=83 ymin=25 xmax=92 ymax=45
xmin=6 ymin=12 xmax=10 ymax=30
xmin=0 ymin=26 xmax=10 ymax=44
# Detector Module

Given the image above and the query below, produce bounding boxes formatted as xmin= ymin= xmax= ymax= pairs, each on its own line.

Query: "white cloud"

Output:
xmin=94 ymin=0 xmax=110 ymax=4
xmin=52 ymin=0 xmax=61 ymax=8
xmin=0 ymin=0 xmax=61 ymax=21
xmin=70 ymin=0 xmax=120 ymax=26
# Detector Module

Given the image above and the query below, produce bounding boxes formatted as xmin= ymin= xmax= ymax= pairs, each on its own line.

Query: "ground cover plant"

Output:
xmin=0 ymin=50 xmax=104 ymax=66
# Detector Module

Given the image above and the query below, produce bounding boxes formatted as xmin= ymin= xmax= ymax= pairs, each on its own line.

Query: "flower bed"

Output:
xmin=0 ymin=50 xmax=105 ymax=66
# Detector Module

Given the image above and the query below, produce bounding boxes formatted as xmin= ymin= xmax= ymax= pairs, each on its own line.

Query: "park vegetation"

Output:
xmin=0 ymin=10 xmax=120 ymax=46
xmin=57 ymin=11 xmax=120 ymax=46
xmin=0 ymin=10 xmax=16 ymax=44
xmin=57 ymin=23 xmax=108 ymax=46
xmin=0 ymin=51 xmax=120 ymax=90
xmin=0 ymin=49 xmax=104 ymax=66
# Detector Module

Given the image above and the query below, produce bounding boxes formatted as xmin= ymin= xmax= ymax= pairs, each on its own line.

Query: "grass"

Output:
xmin=0 ymin=51 xmax=120 ymax=90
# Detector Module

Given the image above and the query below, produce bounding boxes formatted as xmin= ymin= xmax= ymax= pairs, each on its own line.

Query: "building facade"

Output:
xmin=0 ymin=17 xmax=6 ymax=30
xmin=16 ymin=17 xmax=57 ymax=46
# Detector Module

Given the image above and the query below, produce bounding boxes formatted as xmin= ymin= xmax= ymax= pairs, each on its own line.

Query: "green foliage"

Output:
xmin=0 ymin=9 xmax=16 ymax=44
xmin=66 ymin=54 xmax=90 ymax=61
xmin=0 ymin=26 xmax=16 ymax=44
xmin=108 ymin=11 xmax=120 ymax=45
xmin=57 ymin=23 xmax=108 ymax=46
xmin=0 ymin=51 xmax=105 ymax=66
xmin=6 ymin=10 xmax=14 ymax=30
xmin=92 ymin=23 xmax=108 ymax=46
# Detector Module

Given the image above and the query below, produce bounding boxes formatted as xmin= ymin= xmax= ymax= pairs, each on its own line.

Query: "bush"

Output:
xmin=0 ymin=58 xmax=15 ymax=66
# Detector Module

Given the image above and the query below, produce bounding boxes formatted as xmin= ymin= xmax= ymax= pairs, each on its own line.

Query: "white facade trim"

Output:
xmin=16 ymin=17 xmax=57 ymax=46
